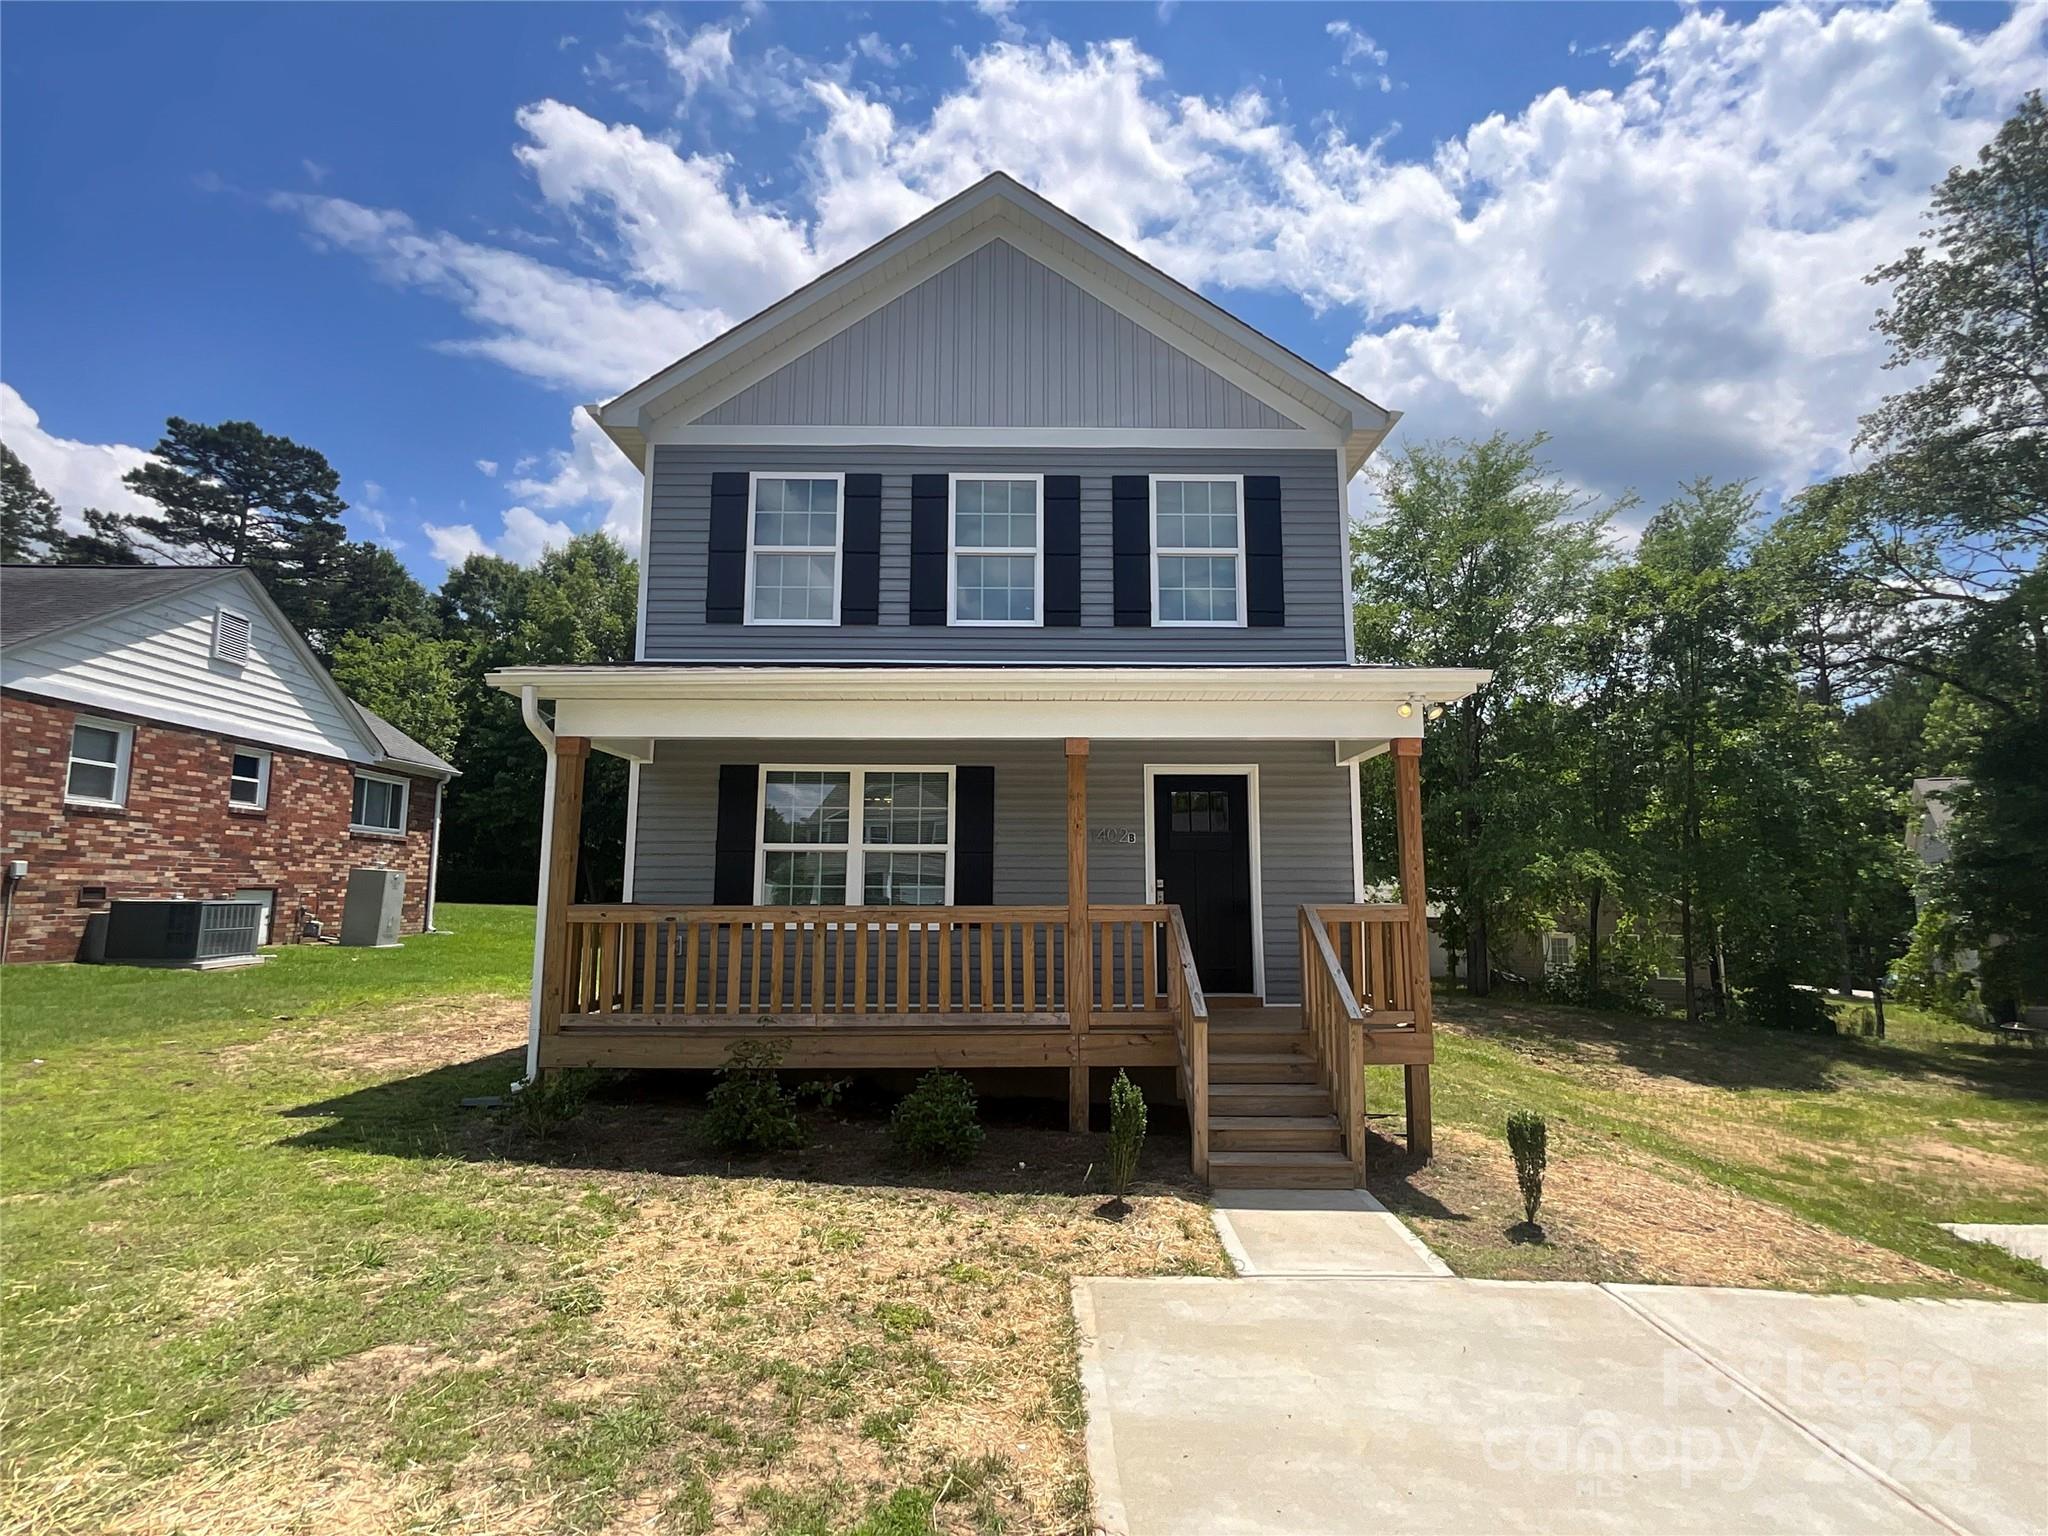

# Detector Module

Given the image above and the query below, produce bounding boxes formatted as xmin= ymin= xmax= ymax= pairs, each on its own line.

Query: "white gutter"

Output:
xmin=520 ymin=686 xmax=556 ymax=1083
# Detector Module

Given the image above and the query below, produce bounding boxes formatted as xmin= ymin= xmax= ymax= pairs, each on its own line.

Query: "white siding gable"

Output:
xmin=1 ymin=576 xmax=375 ymax=762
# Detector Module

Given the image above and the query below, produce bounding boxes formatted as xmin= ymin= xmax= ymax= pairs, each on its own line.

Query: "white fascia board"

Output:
xmin=486 ymin=664 xmax=1489 ymax=744
xmin=555 ymin=694 xmax=1426 ymax=743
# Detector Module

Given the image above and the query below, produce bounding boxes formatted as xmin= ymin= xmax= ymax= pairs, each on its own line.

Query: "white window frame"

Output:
xmin=753 ymin=764 xmax=957 ymax=907
xmin=743 ymin=470 xmax=845 ymax=626
xmin=350 ymin=770 xmax=410 ymax=837
xmin=1151 ymin=473 xmax=1249 ymax=628
xmin=64 ymin=716 xmax=134 ymax=808
xmin=228 ymin=746 xmax=272 ymax=810
xmin=947 ymin=472 xmax=1045 ymax=627
xmin=1543 ymin=931 xmax=1577 ymax=976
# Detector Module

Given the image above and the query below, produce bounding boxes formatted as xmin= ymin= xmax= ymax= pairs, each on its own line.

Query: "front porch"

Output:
xmin=502 ymin=664 xmax=1482 ymax=1187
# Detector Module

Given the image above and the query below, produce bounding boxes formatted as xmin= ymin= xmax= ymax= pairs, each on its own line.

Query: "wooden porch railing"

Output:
xmin=1299 ymin=904 xmax=1367 ymax=1182
xmin=556 ymin=904 xmax=1178 ymax=1021
xmin=1312 ymin=904 xmax=1423 ymax=1027
xmin=1166 ymin=905 xmax=1209 ymax=1180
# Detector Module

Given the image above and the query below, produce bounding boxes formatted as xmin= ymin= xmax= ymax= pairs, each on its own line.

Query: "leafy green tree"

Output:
xmin=329 ymin=625 xmax=463 ymax=763
xmin=1352 ymin=433 xmax=1620 ymax=992
xmin=317 ymin=540 xmax=436 ymax=654
xmin=1 ymin=444 xmax=63 ymax=561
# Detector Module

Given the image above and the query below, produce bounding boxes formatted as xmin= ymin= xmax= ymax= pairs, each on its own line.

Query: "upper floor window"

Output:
xmin=746 ymin=474 xmax=842 ymax=624
xmin=1152 ymin=476 xmax=1246 ymax=626
xmin=66 ymin=718 xmax=133 ymax=807
xmin=351 ymin=772 xmax=408 ymax=835
xmin=950 ymin=476 xmax=1041 ymax=625
xmin=230 ymin=748 xmax=271 ymax=810
xmin=758 ymin=766 xmax=953 ymax=906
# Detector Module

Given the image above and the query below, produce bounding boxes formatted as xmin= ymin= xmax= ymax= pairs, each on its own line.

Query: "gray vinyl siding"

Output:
xmin=694 ymin=239 xmax=1303 ymax=431
xmin=643 ymin=446 xmax=1348 ymax=663
xmin=631 ymin=738 xmax=1358 ymax=1002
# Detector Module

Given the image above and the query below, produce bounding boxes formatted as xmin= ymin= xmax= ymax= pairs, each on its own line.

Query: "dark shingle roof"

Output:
xmin=2 ymin=564 xmax=456 ymax=778
xmin=1 ymin=564 xmax=236 ymax=647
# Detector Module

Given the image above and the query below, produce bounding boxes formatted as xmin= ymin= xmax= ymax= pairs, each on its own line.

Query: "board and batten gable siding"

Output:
xmin=630 ymin=738 xmax=1358 ymax=1002
xmin=692 ymin=238 xmax=1304 ymax=432
xmin=0 ymin=580 xmax=371 ymax=762
xmin=642 ymin=446 xmax=1347 ymax=663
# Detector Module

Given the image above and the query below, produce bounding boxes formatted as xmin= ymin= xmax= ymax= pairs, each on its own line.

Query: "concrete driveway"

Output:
xmin=1074 ymin=1275 xmax=2048 ymax=1535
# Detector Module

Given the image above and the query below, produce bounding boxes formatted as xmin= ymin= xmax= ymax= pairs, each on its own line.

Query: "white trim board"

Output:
xmin=1141 ymin=762 xmax=1265 ymax=998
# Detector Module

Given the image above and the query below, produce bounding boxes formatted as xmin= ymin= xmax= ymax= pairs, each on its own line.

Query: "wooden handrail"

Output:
xmin=1167 ymin=905 xmax=1209 ymax=1180
xmin=1311 ymin=905 xmax=1426 ymax=1028
xmin=1299 ymin=904 xmax=1367 ymax=1184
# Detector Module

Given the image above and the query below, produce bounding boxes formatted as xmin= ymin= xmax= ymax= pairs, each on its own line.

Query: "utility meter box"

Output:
xmin=339 ymin=868 xmax=406 ymax=948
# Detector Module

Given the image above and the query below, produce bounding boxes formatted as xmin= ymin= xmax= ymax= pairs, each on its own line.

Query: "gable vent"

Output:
xmin=212 ymin=608 xmax=253 ymax=665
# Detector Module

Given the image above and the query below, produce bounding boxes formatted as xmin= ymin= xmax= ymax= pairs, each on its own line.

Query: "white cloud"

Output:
xmin=0 ymin=383 xmax=157 ymax=531
xmin=475 ymin=458 xmax=499 ymax=477
xmin=1326 ymin=20 xmax=1392 ymax=92
xmin=423 ymin=504 xmax=575 ymax=567
xmin=639 ymin=13 xmax=737 ymax=103
xmin=278 ymin=1 xmax=2048 ymax=526
xmin=502 ymin=408 xmax=645 ymax=552
xmin=976 ymin=0 xmax=1027 ymax=44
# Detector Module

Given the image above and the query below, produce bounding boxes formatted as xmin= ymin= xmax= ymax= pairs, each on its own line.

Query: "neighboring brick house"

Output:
xmin=1 ymin=565 xmax=456 ymax=963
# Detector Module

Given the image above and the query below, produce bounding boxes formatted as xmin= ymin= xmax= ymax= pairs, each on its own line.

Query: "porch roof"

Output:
xmin=487 ymin=663 xmax=1490 ymax=747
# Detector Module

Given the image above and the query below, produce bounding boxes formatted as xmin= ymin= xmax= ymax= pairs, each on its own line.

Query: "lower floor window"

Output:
xmin=230 ymin=748 xmax=271 ymax=809
xmin=759 ymin=766 xmax=952 ymax=906
xmin=351 ymin=772 xmax=408 ymax=833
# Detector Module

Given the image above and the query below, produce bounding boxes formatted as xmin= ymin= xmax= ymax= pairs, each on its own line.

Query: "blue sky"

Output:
xmin=3 ymin=2 xmax=2040 ymax=574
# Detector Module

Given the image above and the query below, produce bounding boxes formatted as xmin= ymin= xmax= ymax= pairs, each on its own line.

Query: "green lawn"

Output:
xmin=0 ymin=904 xmax=1223 ymax=1536
xmin=1369 ymin=989 xmax=2048 ymax=1299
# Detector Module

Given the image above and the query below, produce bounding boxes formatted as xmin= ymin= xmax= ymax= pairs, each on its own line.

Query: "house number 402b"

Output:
xmin=1092 ymin=827 xmax=1139 ymax=844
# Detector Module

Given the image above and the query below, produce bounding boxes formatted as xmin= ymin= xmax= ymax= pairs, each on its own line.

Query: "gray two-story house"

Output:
xmin=490 ymin=174 xmax=1486 ymax=1187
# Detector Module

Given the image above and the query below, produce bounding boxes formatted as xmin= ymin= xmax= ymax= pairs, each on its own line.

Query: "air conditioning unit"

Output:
xmin=340 ymin=868 xmax=406 ymax=948
xmin=102 ymin=900 xmax=266 ymax=967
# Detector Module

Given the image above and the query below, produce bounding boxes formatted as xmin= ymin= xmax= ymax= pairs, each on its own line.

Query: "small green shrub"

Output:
xmin=1105 ymin=1070 xmax=1146 ymax=1199
xmin=888 ymin=1070 xmax=983 ymax=1166
xmin=1540 ymin=925 xmax=1664 ymax=1015
xmin=1892 ymin=901 xmax=1978 ymax=1016
xmin=701 ymin=1038 xmax=806 ymax=1155
xmin=1738 ymin=972 xmax=1838 ymax=1034
xmin=506 ymin=1069 xmax=596 ymax=1139
xmin=1505 ymin=1109 xmax=1548 ymax=1226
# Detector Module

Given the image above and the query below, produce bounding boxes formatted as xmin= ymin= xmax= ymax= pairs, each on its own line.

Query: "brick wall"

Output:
xmin=0 ymin=690 xmax=440 ymax=964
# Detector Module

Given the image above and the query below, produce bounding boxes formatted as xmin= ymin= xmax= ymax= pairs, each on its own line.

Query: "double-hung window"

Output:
xmin=1152 ymin=475 xmax=1246 ymax=625
xmin=65 ymin=718 xmax=133 ymax=807
xmin=747 ymin=474 xmax=842 ymax=623
xmin=758 ymin=767 xmax=953 ymax=906
xmin=950 ymin=476 xmax=1041 ymax=625
xmin=229 ymin=748 xmax=271 ymax=809
xmin=351 ymin=772 xmax=408 ymax=834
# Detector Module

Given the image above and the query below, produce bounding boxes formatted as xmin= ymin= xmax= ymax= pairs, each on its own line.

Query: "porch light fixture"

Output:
xmin=1426 ymin=703 xmax=1447 ymax=722
xmin=1397 ymin=699 xmax=1415 ymax=719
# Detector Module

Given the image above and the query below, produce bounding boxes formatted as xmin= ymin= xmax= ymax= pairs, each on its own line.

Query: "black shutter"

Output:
xmin=1245 ymin=474 xmax=1285 ymax=627
xmin=910 ymin=473 xmax=948 ymax=625
xmin=713 ymin=764 xmax=759 ymax=903
xmin=842 ymin=473 xmax=882 ymax=625
xmin=1111 ymin=474 xmax=1151 ymax=627
xmin=1043 ymin=475 xmax=1081 ymax=626
xmin=955 ymin=766 xmax=995 ymax=904
xmin=706 ymin=472 xmax=750 ymax=624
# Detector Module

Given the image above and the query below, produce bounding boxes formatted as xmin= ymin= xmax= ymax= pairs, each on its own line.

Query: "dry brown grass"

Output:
xmin=1373 ymin=1124 xmax=1973 ymax=1293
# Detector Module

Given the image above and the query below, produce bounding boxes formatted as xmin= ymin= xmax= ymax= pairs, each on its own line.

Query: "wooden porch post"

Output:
xmin=1392 ymin=737 xmax=1434 ymax=1159
xmin=536 ymin=736 xmax=590 ymax=1070
xmin=1065 ymin=737 xmax=1091 ymax=1132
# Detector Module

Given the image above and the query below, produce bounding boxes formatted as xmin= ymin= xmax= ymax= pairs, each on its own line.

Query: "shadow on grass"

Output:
xmin=278 ymin=1052 xmax=1206 ymax=1201
xmin=1439 ymin=993 xmax=2048 ymax=1102
xmin=1360 ymin=1128 xmax=1471 ymax=1223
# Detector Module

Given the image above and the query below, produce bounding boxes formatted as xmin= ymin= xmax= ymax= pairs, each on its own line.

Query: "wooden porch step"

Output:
xmin=1209 ymin=1082 xmax=1332 ymax=1116
xmin=1209 ymin=1115 xmax=1343 ymax=1152
xmin=1210 ymin=1053 xmax=1318 ymax=1084
xmin=1208 ymin=1150 xmax=1359 ymax=1189
xmin=1210 ymin=1013 xmax=1307 ymax=1044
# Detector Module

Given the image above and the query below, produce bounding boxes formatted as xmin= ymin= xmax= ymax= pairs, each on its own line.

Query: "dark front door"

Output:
xmin=1151 ymin=773 xmax=1256 ymax=994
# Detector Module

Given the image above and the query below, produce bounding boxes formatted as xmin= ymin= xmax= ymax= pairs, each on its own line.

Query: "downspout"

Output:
xmin=520 ymin=686 xmax=557 ymax=1084
xmin=424 ymin=779 xmax=446 ymax=933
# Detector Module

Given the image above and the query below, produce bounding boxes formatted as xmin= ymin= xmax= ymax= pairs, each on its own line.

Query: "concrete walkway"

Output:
xmin=1076 ymin=1263 xmax=2048 ymax=1534
xmin=1211 ymin=1189 xmax=1453 ymax=1278
xmin=1941 ymin=1222 xmax=2048 ymax=1268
